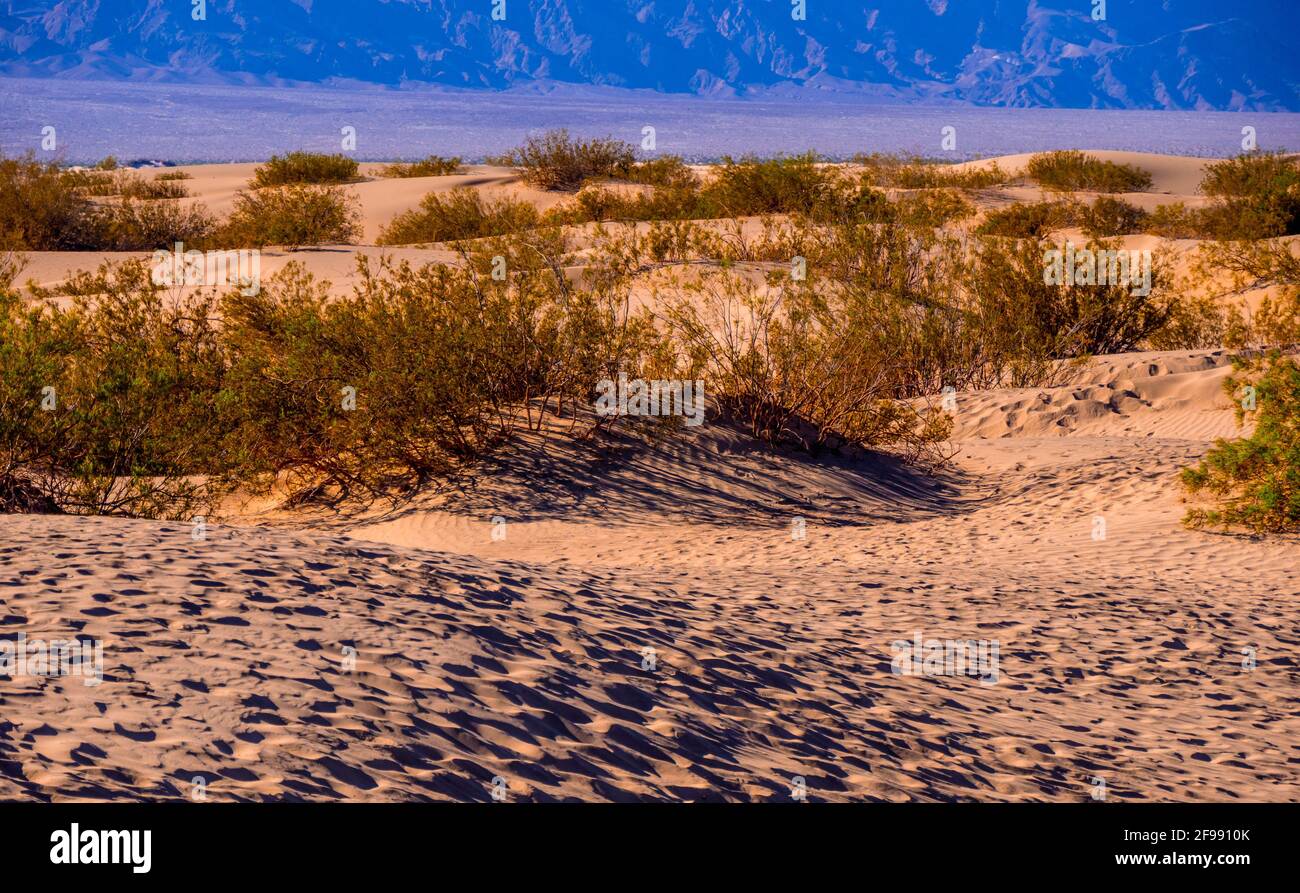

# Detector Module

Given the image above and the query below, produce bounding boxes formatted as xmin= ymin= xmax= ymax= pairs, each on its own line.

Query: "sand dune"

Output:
xmin=3 ymin=349 xmax=1297 ymax=802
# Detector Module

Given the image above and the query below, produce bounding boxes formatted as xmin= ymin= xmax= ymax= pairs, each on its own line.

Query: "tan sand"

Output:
xmin=2 ymin=348 xmax=1297 ymax=802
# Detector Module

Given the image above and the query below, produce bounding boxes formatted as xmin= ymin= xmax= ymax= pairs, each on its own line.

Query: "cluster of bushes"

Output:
xmin=1076 ymin=196 xmax=1150 ymax=237
xmin=63 ymin=168 xmax=190 ymax=199
xmin=377 ymin=138 xmax=986 ymax=244
xmin=0 ymin=152 xmax=361 ymax=252
xmin=0 ymin=153 xmax=215 ymax=251
xmin=377 ymin=155 xmax=463 ymax=178
xmin=976 ymin=201 xmax=1072 ymax=239
xmin=1027 ymin=150 xmax=1153 ymax=193
xmin=0 ymin=153 xmax=103 ymax=250
xmin=3 ymin=204 xmax=1275 ymax=522
xmin=0 ymin=238 xmax=666 ymax=513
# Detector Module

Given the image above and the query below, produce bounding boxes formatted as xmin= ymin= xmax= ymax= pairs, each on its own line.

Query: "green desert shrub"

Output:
xmin=378 ymin=188 xmax=539 ymax=245
xmin=891 ymin=189 xmax=974 ymax=227
xmin=1146 ymin=293 xmax=1232 ymax=351
xmin=251 ymin=152 xmax=360 ymax=188
xmin=1079 ymin=196 xmax=1150 ymax=237
xmin=0 ymin=153 xmax=212 ymax=250
xmin=1143 ymin=202 xmax=1205 ymax=239
xmin=496 ymin=129 xmax=636 ymax=191
xmin=563 ymin=186 xmax=635 ymax=223
xmin=552 ymin=175 xmax=710 ymax=225
xmin=218 ymin=247 xmax=662 ymax=501
xmin=90 ymin=197 xmax=215 ymax=251
xmin=1196 ymin=151 xmax=1300 ymax=237
xmin=0 ymin=153 xmax=101 ymax=250
xmin=1183 ymin=352 xmax=1300 ymax=533
xmin=1027 ymin=150 xmax=1153 ymax=193
xmin=1146 ymin=199 xmax=1293 ymax=241
xmin=13 ymin=211 xmax=1199 ymax=516
xmin=69 ymin=170 xmax=189 ymax=199
xmin=156 ymin=170 xmax=193 ymax=182
xmin=657 ymin=266 xmax=952 ymax=460
xmin=967 ymin=236 xmax=1172 ymax=362
xmin=1194 ymin=238 xmax=1300 ymax=346
xmin=0 ymin=260 xmax=229 ymax=518
xmin=217 ymin=184 xmax=361 ymax=248
xmin=378 ymin=156 xmax=464 ymax=178
xmin=854 ymin=154 xmax=1009 ymax=189
xmin=612 ymin=155 xmax=697 ymax=188
xmin=976 ymin=201 xmax=1074 ymax=238
xmin=119 ymin=175 xmax=189 ymax=199
xmin=699 ymin=152 xmax=842 ymax=217
xmin=63 ymin=169 xmax=125 ymax=196
xmin=1201 ymin=151 xmax=1300 ymax=200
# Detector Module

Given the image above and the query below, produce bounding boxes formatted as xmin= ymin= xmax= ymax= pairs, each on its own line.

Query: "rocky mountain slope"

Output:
xmin=0 ymin=0 xmax=1295 ymax=110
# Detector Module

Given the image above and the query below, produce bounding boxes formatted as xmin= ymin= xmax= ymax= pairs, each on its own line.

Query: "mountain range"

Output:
xmin=0 ymin=0 xmax=1296 ymax=111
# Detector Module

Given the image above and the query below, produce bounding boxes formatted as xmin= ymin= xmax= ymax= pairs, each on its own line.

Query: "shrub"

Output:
xmin=0 ymin=153 xmax=212 ymax=250
xmin=611 ymin=156 xmax=697 ymax=188
xmin=63 ymin=169 xmax=126 ymax=196
xmin=90 ymin=197 xmax=215 ymax=251
xmin=1201 ymin=151 xmax=1300 ymax=199
xmin=968 ymin=236 xmax=1172 ymax=362
xmin=1194 ymin=238 xmax=1300 ymax=346
xmin=1146 ymin=199 xmax=1293 ymax=241
xmin=1 ymin=261 xmax=229 ymax=518
xmin=497 ymin=129 xmax=636 ymax=190
xmin=1144 ymin=202 xmax=1203 ymax=239
xmin=251 ymin=152 xmax=360 ymax=188
xmin=219 ymin=245 xmax=661 ymax=501
xmin=699 ymin=153 xmax=843 ymax=217
xmin=854 ymin=154 xmax=1009 ymax=189
xmin=69 ymin=170 xmax=190 ymax=199
xmin=976 ymin=201 xmax=1074 ymax=238
xmin=891 ymin=189 xmax=974 ymax=228
xmin=1146 ymin=293 xmax=1230 ymax=351
xmin=0 ymin=153 xmax=99 ymax=250
xmin=119 ymin=175 xmax=189 ymax=199
xmin=658 ymin=266 xmax=952 ymax=460
xmin=552 ymin=173 xmax=710 ymax=225
xmin=217 ymin=184 xmax=361 ymax=248
xmin=1183 ymin=352 xmax=1300 ymax=533
xmin=1194 ymin=151 xmax=1300 ymax=237
xmin=1027 ymin=150 xmax=1153 ymax=192
xmin=378 ymin=188 xmax=539 ymax=245
xmin=378 ymin=156 xmax=463 ymax=178
xmin=1079 ymin=196 xmax=1149 ymax=237
xmin=156 ymin=170 xmax=193 ymax=182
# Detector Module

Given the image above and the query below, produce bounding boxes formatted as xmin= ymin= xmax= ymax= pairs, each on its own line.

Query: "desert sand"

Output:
xmin=3 ymin=152 xmax=1298 ymax=802
xmin=2 ymin=345 xmax=1296 ymax=802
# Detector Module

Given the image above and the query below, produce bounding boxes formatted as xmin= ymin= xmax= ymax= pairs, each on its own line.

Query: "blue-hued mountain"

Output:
xmin=1 ymin=0 xmax=1296 ymax=111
